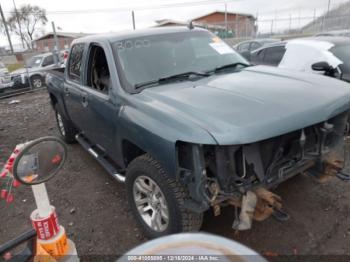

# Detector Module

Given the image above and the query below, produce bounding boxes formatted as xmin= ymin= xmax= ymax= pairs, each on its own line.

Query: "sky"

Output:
xmin=1 ymin=0 xmax=349 ymax=47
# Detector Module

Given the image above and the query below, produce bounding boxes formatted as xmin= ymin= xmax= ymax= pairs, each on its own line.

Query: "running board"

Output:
xmin=75 ymin=134 xmax=126 ymax=183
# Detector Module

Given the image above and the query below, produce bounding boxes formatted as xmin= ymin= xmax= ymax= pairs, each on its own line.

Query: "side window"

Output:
xmin=68 ymin=44 xmax=84 ymax=82
xmin=263 ymin=46 xmax=286 ymax=66
xmin=86 ymin=45 xmax=110 ymax=94
xmin=250 ymin=42 xmax=261 ymax=51
xmin=238 ymin=42 xmax=250 ymax=52
xmin=250 ymin=49 xmax=266 ymax=65
xmin=42 ymin=55 xmax=54 ymax=67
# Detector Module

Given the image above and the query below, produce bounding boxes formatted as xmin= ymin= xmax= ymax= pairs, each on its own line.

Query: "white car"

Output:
xmin=0 ymin=62 xmax=14 ymax=92
xmin=249 ymin=37 xmax=350 ymax=83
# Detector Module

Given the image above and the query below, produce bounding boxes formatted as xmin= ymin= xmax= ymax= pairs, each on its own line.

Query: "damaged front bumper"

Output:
xmin=177 ymin=111 xmax=349 ymax=230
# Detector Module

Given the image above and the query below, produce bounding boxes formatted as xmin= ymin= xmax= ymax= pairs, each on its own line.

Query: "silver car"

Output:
xmin=0 ymin=62 xmax=14 ymax=92
xmin=11 ymin=52 xmax=59 ymax=89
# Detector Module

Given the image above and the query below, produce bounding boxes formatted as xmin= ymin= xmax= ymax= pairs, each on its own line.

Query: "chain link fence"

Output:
xmin=213 ymin=13 xmax=350 ymax=44
xmin=0 ymin=50 xmax=63 ymax=98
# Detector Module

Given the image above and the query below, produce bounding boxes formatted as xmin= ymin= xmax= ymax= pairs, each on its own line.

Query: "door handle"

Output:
xmin=64 ymin=86 xmax=70 ymax=95
xmin=81 ymin=93 xmax=88 ymax=107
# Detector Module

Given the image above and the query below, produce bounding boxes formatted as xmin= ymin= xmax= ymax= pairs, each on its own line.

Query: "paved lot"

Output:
xmin=1 ymin=90 xmax=350 ymax=260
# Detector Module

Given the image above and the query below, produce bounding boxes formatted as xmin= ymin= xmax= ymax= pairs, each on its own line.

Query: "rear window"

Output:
xmin=68 ymin=44 xmax=85 ymax=82
xmin=264 ymin=46 xmax=286 ymax=66
xmin=331 ymin=44 xmax=350 ymax=80
xmin=330 ymin=44 xmax=350 ymax=67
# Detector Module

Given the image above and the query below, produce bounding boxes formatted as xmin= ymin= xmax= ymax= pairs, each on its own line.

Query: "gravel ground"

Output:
xmin=1 ymin=90 xmax=350 ymax=261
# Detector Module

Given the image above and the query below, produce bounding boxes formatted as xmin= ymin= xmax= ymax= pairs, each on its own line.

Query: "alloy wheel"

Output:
xmin=133 ymin=175 xmax=169 ymax=232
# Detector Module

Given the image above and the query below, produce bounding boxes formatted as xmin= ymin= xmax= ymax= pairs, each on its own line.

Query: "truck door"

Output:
xmin=64 ymin=43 xmax=89 ymax=132
xmin=78 ymin=43 xmax=117 ymax=155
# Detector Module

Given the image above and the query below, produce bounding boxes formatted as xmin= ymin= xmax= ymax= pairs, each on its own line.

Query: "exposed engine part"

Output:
xmin=177 ymin=112 xmax=349 ymax=218
xmin=312 ymin=152 xmax=344 ymax=182
xmin=272 ymin=208 xmax=290 ymax=222
xmin=336 ymin=171 xmax=350 ymax=181
xmin=213 ymin=204 xmax=221 ymax=216
xmin=232 ymin=191 xmax=257 ymax=231
xmin=253 ymin=187 xmax=282 ymax=221
xmin=207 ymin=179 xmax=220 ymax=202
xmin=228 ymin=188 xmax=283 ymax=230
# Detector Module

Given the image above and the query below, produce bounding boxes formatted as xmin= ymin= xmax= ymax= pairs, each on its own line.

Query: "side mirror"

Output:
xmin=312 ymin=61 xmax=333 ymax=72
xmin=13 ymin=137 xmax=67 ymax=185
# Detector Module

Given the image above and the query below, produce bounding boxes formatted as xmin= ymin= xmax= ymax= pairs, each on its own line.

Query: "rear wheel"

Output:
xmin=54 ymin=105 xmax=77 ymax=143
xmin=126 ymin=154 xmax=203 ymax=239
xmin=30 ymin=75 xmax=43 ymax=88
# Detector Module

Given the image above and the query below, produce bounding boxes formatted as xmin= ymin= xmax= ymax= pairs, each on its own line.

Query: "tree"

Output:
xmin=7 ymin=4 xmax=47 ymax=49
xmin=0 ymin=10 xmax=4 ymax=34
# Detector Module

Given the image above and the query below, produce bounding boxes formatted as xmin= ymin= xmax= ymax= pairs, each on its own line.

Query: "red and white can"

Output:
xmin=30 ymin=206 xmax=60 ymax=240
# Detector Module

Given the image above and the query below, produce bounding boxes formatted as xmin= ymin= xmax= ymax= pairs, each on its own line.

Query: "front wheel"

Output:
xmin=126 ymin=154 xmax=203 ymax=239
xmin=30 ymin=75 xmax=43 ymax=88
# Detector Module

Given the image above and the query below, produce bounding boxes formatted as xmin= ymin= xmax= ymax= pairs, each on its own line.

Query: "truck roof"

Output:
xmin=72 ymin=26 xmax=208 ymax=44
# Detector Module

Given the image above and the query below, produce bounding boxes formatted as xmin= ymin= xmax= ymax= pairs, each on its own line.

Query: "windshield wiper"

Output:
xmin=134 ymin=71 xmax=210 ymax=89
xmin=207 ymin=62 xmax=250 ymax=74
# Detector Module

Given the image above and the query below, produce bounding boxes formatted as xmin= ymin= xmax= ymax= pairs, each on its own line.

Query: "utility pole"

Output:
xmin=313 ymin=9 xmax=318 ymax=33
xmin=52 ymin=21 xmax=60 ymax=65
xmin=274 ymin=9 xmax=277 ymax=34
xmin=224 ymin=3 xmax=228 ymax=35
xmin=270 ymin=19 xmax=274 ymax=36
xmin=132 ymin=11 xmax=136 ymax=30
xmin=255 ymin=10 xmax=259 ymax=38
xmin=327 ymin=0 xmax=331 ymax=15
xmin=12 ymin=0 xmax=25 ymax=49
xmin=322 ymin=0 xmax=331 ymax=31
xmin=0 ymin=3 xmax=14 ymax=54
xmin=326 ymin=0 xmax=331 ymax=30
xmin=289 ymin=14 xmax=292 ymax=34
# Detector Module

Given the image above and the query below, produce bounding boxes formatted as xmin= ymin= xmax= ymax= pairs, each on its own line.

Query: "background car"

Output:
xmin=11 ymin=52 xmax=61 ymax=89
xmin=249 ymin=42 xmax=287 ymax=66
xmin=0 ymin=62 xmax=14 ymax=93
xmin=249 ymin=37 xmax=350 ymax=82
xmin=233 ymin=38 xmax=281 ymax=60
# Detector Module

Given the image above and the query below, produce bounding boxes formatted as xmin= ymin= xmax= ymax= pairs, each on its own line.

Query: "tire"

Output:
xmin=30 ymin=75 xmax=43 ymax=89
xmin=126 ymin=154 xmax=203 ymax=239
xmin=54 ymin=104 xmax=77 ymax=143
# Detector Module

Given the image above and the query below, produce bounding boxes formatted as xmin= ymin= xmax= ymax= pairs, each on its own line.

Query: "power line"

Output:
xmin=3 ymin=0 xmax=232 ymax=15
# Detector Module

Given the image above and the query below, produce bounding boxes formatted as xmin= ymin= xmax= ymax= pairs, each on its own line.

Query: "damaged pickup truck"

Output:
xmin=46 ymin=27 xmax=350 ymax=238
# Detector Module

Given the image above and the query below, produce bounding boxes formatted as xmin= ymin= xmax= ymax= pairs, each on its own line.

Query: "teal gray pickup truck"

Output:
xmin=46 ymin=27 xmax=350 ymax=238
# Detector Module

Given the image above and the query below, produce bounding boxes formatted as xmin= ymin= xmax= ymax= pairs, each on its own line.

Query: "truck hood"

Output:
xmin=141 ymin=66 xmax=350 ymax=145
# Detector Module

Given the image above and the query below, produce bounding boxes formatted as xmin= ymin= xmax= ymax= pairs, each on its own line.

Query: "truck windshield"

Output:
xmin=27 ymin=56 xmax=43 ymax=68
xmin=113 ymin=30 xmax=248 ymax=91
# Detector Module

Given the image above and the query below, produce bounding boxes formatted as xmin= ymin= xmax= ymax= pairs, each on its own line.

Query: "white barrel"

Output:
xmin=122 ymin=233 xmax=266 ymax=262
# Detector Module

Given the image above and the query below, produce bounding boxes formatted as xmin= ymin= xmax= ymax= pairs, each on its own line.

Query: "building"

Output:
xmin=32 ymin=32 xmax=88 ymax=52
xmin=155 ymin=11 xmax=257 ymax=38
xmin=191 ymin=11 xmax=256 ymax=38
